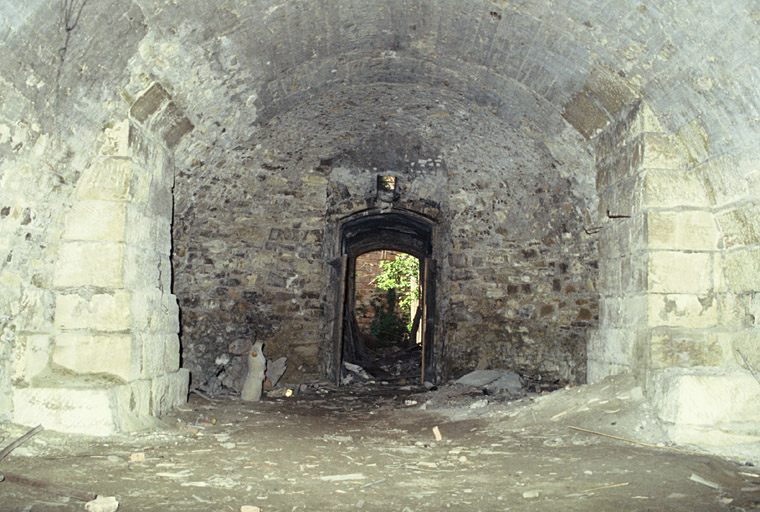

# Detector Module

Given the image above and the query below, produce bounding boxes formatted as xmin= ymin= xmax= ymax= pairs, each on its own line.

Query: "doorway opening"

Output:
xmin=332 ymin=210 xmax=437 ymax=386
xmin=349 ymin=250 xmax=422 ymax=383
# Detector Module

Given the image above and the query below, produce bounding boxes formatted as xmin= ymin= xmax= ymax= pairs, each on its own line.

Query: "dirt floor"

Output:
xmin=1 ymin=375 xmax=759 ymax=512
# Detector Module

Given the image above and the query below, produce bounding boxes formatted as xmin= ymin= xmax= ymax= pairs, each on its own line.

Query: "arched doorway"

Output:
xmin=331 ymin=210 xmax=437 ymax=386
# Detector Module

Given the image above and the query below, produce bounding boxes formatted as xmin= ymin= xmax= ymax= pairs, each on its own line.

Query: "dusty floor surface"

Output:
xmin=1 ymin=375 xmax=759 ymax=512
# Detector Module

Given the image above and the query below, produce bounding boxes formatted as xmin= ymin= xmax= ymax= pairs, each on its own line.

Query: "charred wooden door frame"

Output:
xmin=332 ymin=208 xmax=438 ymax=385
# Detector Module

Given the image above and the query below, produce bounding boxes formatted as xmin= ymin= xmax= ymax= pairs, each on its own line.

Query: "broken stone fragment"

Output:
xmin=454 ymin=369 xmax=504 ymax=387
xmin=264 ymin=356 xmax=287 ymax=390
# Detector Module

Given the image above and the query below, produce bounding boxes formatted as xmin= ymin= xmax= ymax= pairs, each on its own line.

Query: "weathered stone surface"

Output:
xmin=62 ymin=200 xmax=127 ymax=242
xmin=562 ymin=91 xmax=609 ymax=139
xmin=587 ymin=329 xmax=638 ymax=379
xmin=11 ymin=334 xmax=52 ymax=384
xmin=150 ymin=369 xmax=190 ymax=416
xmin=54 ymin=291 xmax=132 ymax=332
xmin=647 ymin=294 xmax=719 ymax=329
xmin=131 ymin=290 xmax=179 ymax=333
xmin=652 ymin=370 xmax=760 ymax=445
xmin=647 ymin=211 xmax=718 ymax=251
xmin=13 ymin=378 xmax=162 ymax=435
xmin=53 ymin=334 xmax=137 ymax=382
xmin=13 ymin=386 xmax=120 ymax=436
xmin=650 ymin=330 xmax=728 ymax=368
xmin=643 ymin=169 xmax=712 ymax=208
xmin=724 ymin=247 xmax=760 ymax=293
xmin=53 ymin=242 xmax=124 ymax=288
xmin=716 ymin=203 xmax=760 ymax=249
xmin=648 ymin=251 xmax=712 ymax=294
xmin=76 ymin=158 xmax=133 ymax=201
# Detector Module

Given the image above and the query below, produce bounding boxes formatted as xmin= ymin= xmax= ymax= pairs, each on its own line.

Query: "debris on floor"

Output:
xmin=84 ymin=495 xmax=119 ymax=512
xmin=1 ymin=373 xmax=758 ymax=511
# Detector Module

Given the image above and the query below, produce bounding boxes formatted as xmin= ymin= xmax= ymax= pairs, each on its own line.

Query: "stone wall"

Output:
xmin=173 ymin=84 xmax=597 ymax=390
xmin=0 ymin=78 xmax=79 ymax=423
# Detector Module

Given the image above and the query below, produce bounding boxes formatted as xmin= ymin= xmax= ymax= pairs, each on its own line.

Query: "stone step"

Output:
xmin=13 ymin=369 xmax=188 ymax=436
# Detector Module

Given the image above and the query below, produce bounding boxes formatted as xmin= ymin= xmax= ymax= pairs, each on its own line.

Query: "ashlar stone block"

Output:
xmin=587 ymin=328 xmax=636 ymax=367
xmin=11 ymin=334 xmax=52 ymax=383
xmin=652 ymin=370 xmax=760 ymax=446
xmin=53 ymin=333 xmax=137 ymax=381
xmin=636 ymin=133 xmax=682 ymax=170
xmin=643 ymin=169 xmax=711 ymax=208
xmin=131 ymin=289 xmax=179 ymax=333
xmin=13 ymin=387 xmax=119 ymax=436
xmin=62 ymin=200 xmax=127 ymax=242
xmin=716 ymin=203 xmax=760 ymax=249
xmin=150 ymin=369 xmax=189 ymax=416
xmin=54 ymin=290 xmax=132 ymax=332
xmin=53 ymin=241 xmax=124 ymax=288
xmin=76 ymin=158 xmax=133 ymax=201
xmin=724 ymin=247 xmax=760 ymax=293
xmin=647 ymin=210 xmax=718 ymax=251
xmin=650 ymin=330 xmax=728 ymax=368
xmin=562 ymin=90 xmax=609 ymax=139
xmin=698 ymin=154 xmax=757 ymax=207
xmin=731 ymin=329 xmax=760 ymax=369
xmin=139 ymin=333 xmax=180 ymax=378
xmin=648 ymin=251 xmax=712 ymax=294
xmin=100 ymin=119 xmax=130 ymax=157
xmin=648 ymin=293 xmax=718 ymax=328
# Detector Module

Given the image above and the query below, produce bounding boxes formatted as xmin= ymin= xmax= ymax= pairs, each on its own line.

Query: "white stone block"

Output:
xmin=699 ymin=154 xmax=757 ymax=207
xmin=13 ymin=387 xmax=118 ymax=436
xmin=165 ymin=334 xmax=180 ymax=372
xmin=647 ymin=293 xmax=718 ymax=328
xmin=716 ymin=203 xmax=760 ymax=249
xmin=647 ymin=210 xmax=718 ymax=251
xmin=11 ymin=334 xmax=52 ymax=383
xmin=100 ymin=119 xmax=130 ymax=157
xmin=54 ymin=291 xmax=132 ymax=331
xmin=6 ymin=284 xmax=54 ymax=332
xmin=131 ymin=289 xmax=179 ymax=333
xmin=650 ymin=330 xmax=728 ymax=369
xmin=140 ymin=333 xmax=168 ymax=378
xmin=53 ymin=333 xmax=137 ymax=381
xmin=587 ymin=328 xmax=636 ymax=367
xmin=643 ymin=169 xmax=711 ymax=208
xmin=63 ymin=200 xmax=127 ymax=242
xmin=637 ymin=133 xmax=682 ymax=170
xmin=648 ymin=251 xmax=712 ymax=294
xmin=652 ymin=370 xmax=760 ymax=446
xmin=12 ymin=379 xmax=163 ymax=435
xmin=53 ymin=242 xmax=124 ymax=288
xmin=122 ymin=246 xmax=160 ymax=289
xmin=724 ymin=247 xmax=760 ymax=293
xmin=150 ymin=369 xmax=189 ymax=416
xmin=126 ymin=205 xmax=169 ymax=251
xmin=112 ymin=379 xmax=157 ymax=431
xmin=76 ymin=158 xmax=133 ymax=201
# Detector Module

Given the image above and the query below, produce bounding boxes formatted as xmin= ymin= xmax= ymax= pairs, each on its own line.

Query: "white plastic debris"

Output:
xmin=84 ymin=495 xmax=119 ymax=512
xmin=319 ymin=473 xmax=367 ymax=482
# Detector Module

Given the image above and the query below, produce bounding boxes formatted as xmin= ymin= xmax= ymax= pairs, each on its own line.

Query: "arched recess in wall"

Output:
xmin=332 ymin=209 xmax=438 ymax=385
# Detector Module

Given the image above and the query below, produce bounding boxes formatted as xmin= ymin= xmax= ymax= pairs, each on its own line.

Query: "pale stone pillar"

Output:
xmin=591 ymin=101 xmax=760 ymax=447
xmin=13 ymin=112 xmax=189 ymax=435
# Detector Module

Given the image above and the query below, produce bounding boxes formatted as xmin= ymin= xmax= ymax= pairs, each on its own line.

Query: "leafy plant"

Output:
xmin=369 ymin=254 xmax=420 ymax=342
xmin=368 ymin=288 xmax=408 ymax=345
